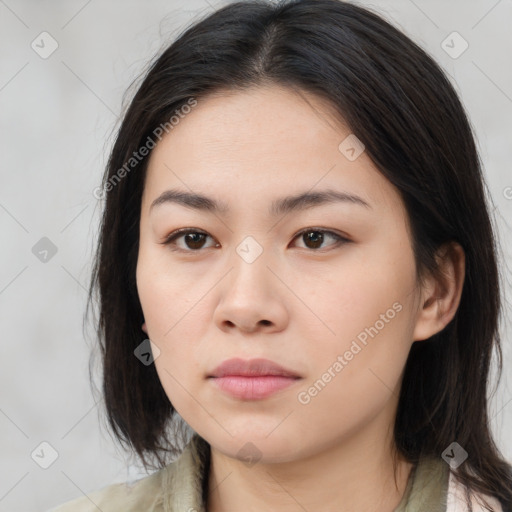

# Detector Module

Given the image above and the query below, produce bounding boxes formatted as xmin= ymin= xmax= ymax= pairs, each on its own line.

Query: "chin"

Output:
xmin=200 ymin=425 xmax=306 ymax=464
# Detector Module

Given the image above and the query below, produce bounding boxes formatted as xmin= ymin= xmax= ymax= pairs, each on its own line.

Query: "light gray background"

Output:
xmin=1 ymin=1 xmax=511 ymax=511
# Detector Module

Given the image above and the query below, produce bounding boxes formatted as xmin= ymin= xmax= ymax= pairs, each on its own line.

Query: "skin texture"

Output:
xmin=136 ymin=84 xmax=465 ymax=512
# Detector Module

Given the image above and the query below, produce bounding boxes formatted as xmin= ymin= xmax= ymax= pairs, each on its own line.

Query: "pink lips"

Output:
xmin=208 ymin=358 xmax=301 ymax=400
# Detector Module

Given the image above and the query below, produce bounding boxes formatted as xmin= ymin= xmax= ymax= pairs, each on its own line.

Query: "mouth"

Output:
xmin=207 ymin=358 xmax=302 ymax=400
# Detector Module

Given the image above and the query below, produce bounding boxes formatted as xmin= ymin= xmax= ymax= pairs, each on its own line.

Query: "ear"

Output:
xmin=412 ymin=242 xmax=465 ymax=342
xmin=142 ymin=322 xmax=148 ymax=334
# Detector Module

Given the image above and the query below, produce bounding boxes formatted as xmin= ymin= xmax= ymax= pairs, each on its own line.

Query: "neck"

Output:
xmin=206 ymin=421 xmax=413 ymax=512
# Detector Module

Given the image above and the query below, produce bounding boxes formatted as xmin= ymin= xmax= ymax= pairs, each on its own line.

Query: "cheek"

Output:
xmin=136 ymin=246 xmax=206 ymax=334
xmin=293 ymin=243 xmax=417 ymax=413
xmin=293 ymin=301 xmax=414 ymax=444
xmin=136 ymin=249 xmax=213 ymax=383
xmin=138 ymin=266 xmax=211 ymax=420
xmin=296 ymin=240 xmax=416 ymax=349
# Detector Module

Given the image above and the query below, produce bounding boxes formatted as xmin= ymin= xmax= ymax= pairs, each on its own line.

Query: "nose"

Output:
xmin=213 ymin=247 xmax=289 ymax=334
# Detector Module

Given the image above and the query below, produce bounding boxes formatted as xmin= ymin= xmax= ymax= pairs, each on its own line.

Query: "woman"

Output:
xmin=52 ymin=0 xmax=512 ymax=510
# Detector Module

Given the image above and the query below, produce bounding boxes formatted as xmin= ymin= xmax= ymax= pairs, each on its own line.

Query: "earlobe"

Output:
xmin=412 ymin=242 xmax=465 ymax=342
xmin=142 ymin=322 xmax=148 ymax=334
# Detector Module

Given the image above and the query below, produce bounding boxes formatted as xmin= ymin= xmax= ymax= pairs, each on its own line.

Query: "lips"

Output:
xmin=208 ymin=357 xmax=301 ymax=378
xmin=207 ymin=358 xmax=302 ymax=400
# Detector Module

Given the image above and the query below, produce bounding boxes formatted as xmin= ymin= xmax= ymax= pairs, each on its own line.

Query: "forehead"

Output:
xmin=142 ymin=85 xmax=404 ymax=219
xmin=150 ymin=85 xmax=346 ymax=156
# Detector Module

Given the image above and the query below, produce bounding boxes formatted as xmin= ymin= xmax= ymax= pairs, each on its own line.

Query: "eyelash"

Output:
xmin=160 ymin=227 xmax=350 ymax=253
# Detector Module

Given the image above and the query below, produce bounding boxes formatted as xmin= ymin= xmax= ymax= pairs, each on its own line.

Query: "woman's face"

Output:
xmin=136 ymin=85 xmax=424 ymax=463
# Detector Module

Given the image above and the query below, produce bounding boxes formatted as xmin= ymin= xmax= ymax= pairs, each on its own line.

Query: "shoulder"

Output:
xmin=447 ymin=471 xmax=503 ymax=512
xmin=48 ymin=468 xmax=167 ymax=512
xmin=48 ymin=433 xmax=210 ymax=512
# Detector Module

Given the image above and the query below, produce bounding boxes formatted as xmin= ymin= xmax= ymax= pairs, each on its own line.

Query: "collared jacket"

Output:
xmin=50 ymin=434 xmax=504 ymax=512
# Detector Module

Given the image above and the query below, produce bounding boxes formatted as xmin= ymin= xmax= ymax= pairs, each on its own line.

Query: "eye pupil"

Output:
xmin=185 ymin=233 xmax=206 ymax=249
xmin=304 ymin=231 xmax=324 ymax=249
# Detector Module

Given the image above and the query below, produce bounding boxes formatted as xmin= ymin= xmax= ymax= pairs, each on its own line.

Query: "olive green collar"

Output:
xmin=394 ymin=455 xmax=449 ymax=511
xmin=162 ymin=434 xmax=449 ymax=512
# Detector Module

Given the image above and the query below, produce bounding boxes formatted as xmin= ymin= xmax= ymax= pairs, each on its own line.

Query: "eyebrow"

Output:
xmin=149 ymin=188 xmax=371 ymax=216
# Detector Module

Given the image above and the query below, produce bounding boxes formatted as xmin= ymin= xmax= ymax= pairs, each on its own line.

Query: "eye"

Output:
xmin=291 ymin=228 xmax=350 ymax=250
xmin=160 ymin=228 xmax=218 ymax=252
xmin=160 ymin=227 xmax=350 ymax=253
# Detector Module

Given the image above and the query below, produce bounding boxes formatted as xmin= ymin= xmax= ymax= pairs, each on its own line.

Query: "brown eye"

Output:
xmin=303 ymin=230 xmax=324 ymax=249
xmin=182 ymin=232 xmax=207 ymax=250
xmin=161 ymin=229 xmax=217 ymax=252
xmin=293 ymin=229 xmax=349 ymax=250
xmin=161 ymin=227 xmax=349 ymax=253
